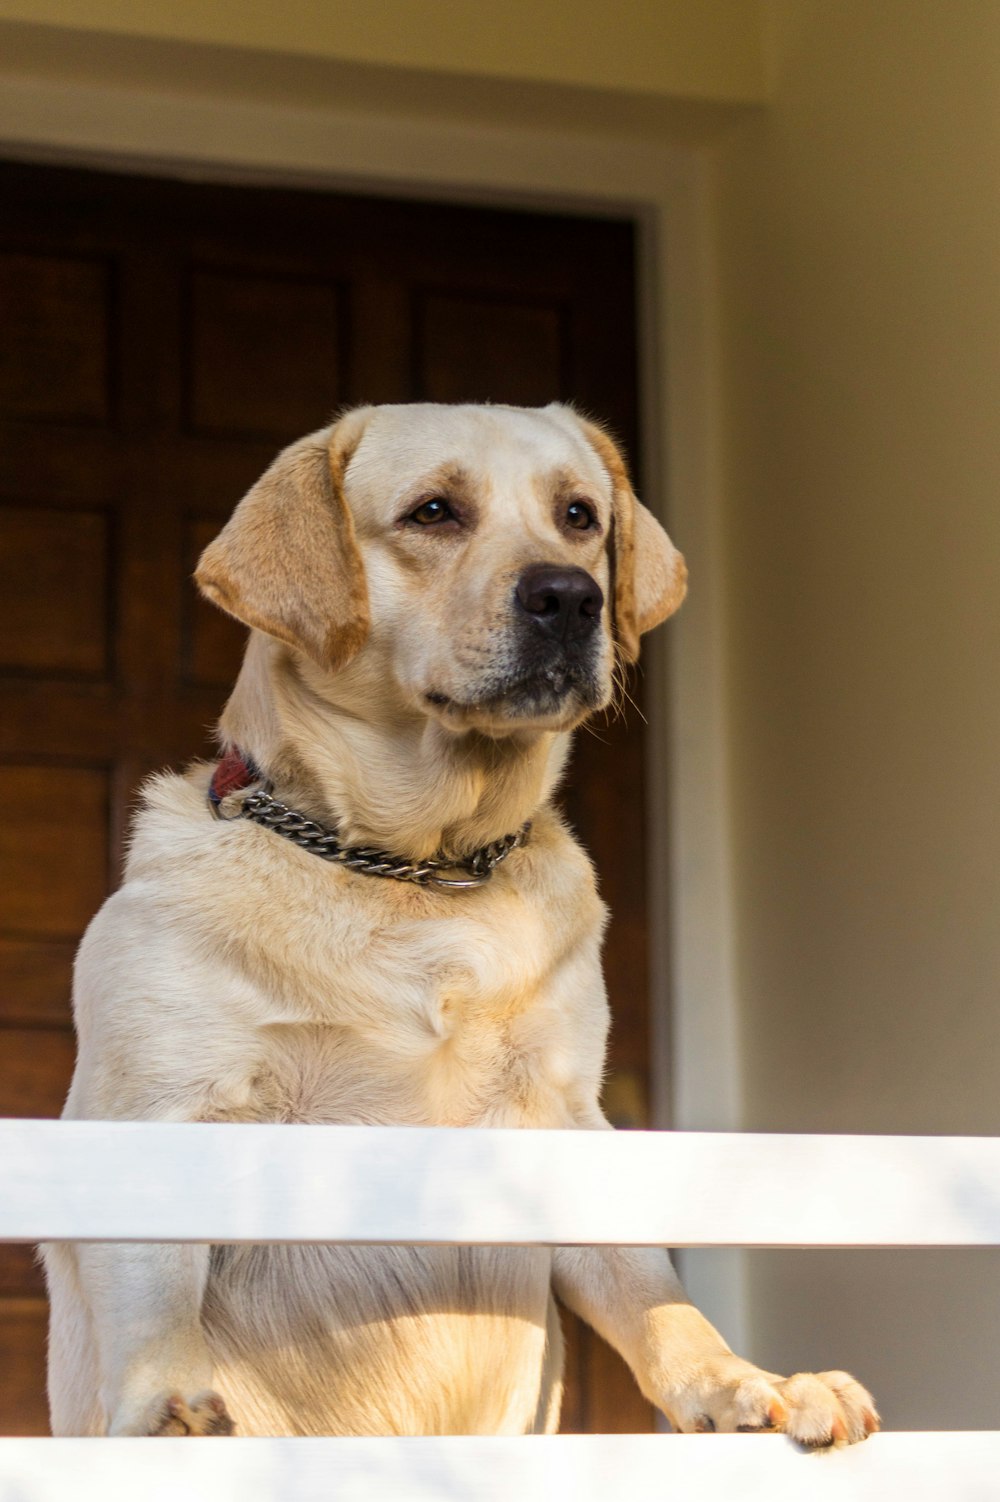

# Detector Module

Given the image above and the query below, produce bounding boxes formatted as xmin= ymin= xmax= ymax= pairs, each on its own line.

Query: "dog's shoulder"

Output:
xmin=73 ymin=763 xmax=254 ymax=1019
xmin=124 ymin=762 xmax=220 ymax=876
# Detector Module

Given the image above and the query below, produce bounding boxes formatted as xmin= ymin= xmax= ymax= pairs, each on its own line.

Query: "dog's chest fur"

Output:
xmin=77 ymin=770 xmax=609 ymax=1134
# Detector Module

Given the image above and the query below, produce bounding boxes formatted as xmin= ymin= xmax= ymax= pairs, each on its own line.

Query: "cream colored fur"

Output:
xmin=43 ymin=404 xmax=877 ymax=1444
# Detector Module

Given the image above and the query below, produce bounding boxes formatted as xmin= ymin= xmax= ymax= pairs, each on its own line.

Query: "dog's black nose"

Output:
xmin=515 ymin=564 xmax=604 ymax=644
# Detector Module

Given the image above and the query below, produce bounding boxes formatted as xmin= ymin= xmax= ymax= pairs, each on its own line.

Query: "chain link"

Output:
xmin=233 ymin=790 xmax=530 ymax=889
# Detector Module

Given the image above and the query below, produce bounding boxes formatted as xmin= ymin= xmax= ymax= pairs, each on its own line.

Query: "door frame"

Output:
xmin=0 ymin=55 xmax=746 ymax=1348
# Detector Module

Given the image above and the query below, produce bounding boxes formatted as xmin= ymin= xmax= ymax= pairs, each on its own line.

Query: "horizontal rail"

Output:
xmin=1 ymin=1435 xmax=999 ymax=1502
xmin=3 ymin=1120 xmax=1000 ymax=1246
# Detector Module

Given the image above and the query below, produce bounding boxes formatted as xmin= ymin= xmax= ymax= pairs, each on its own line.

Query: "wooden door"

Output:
xmin=0 ymin=160 xmax=655 ymax=1435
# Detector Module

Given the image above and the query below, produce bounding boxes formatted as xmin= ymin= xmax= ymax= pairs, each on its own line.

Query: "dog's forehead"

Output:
xmin=345 ymin=403 xmax=611 ymax=502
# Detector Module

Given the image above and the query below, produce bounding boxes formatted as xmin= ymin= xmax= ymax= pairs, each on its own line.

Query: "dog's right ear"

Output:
xmin=195 ymin=408 xmax=372 ymax=673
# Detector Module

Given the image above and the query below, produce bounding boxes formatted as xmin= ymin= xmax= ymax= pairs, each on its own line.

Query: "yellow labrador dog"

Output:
xmin=43 ymin=403 xmax=878 ymax=1444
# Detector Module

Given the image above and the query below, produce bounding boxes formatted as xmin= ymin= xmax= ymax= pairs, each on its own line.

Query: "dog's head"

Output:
xmin=196 ymin=404 xmax=686 ymax=736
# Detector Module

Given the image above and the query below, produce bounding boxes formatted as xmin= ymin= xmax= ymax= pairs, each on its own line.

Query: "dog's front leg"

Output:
xmin=75 ymin=1241 xmax=234 ymax=1436
xmin=552 ymin=1244 xmax=878 ymax=1445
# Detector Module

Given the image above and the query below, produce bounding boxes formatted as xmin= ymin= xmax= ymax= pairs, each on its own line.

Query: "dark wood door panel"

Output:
xmin=0 ymin=159 xmax=653 ymax=1437
xmin=0 ymin=1244 xmax=45 ymax=1299
xmin=0 ymin=427 xmax=122 ymax=503
xmin=0 ymin=939 xmax=75 ymax=1028
xmin=184 ymin=268 xmax=347 ymax=441
xmin=0 ymin=765 xmax=111 ymax=935
xmin=0 ymin=1302 xmax=48 ymax=1436
xmin=0 ymin=1029 xmax=75 ymax=1118
xmin=0 ymin=504 xmax=113 ymax=679
xmin=0 ymin=251 xmax=113 ymax=426
xmin=414 ymin=290 xmax=569 ymax=405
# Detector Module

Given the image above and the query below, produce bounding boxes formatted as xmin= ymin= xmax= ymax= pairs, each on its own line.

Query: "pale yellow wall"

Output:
xmin=715 ymin=0 xmax=1000 ymax=1427
xmin=0 ymin=0 xmax=767 ymax=104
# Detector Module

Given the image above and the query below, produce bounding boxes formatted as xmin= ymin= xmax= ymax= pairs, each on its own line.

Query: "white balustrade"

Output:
xmin=2 ymin=1120 xmax=998 ymax=1499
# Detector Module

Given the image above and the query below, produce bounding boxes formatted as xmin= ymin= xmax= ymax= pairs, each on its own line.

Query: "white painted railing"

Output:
xmin=2 ymin=1120 xmax=999 ymax=1500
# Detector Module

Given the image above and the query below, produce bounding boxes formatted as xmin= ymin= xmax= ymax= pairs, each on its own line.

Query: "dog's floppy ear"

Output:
xmin=195 ymin=408 xmax=372 ymax=673
xmin=576 ymin=415 xmax=687 ymax=664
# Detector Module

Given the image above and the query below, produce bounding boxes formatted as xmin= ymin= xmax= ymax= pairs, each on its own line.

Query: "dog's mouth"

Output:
xmin=425 ymin=660 xmax=606 ymax=728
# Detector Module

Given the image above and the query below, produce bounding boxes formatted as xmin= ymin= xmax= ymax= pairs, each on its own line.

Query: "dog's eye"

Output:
xmin=407 ymin=497 xmax=455 ymax=526
xmin=566 ymin=500 xmax=597 ymax=531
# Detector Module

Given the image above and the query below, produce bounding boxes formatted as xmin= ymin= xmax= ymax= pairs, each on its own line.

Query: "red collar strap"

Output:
xmin=208 ymin=747 xmax=265 ymax=810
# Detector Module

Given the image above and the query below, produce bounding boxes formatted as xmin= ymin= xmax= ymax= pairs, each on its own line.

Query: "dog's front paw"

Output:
xmin=119 ymin=1390 xmax=236 ymax=1436
xmin=771 ymin=1370 xmax=880 ymax=1447
xmin=670 ymin=1359 xmax=879 ymax=1447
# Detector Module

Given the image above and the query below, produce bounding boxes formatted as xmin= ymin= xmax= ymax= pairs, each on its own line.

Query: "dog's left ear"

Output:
xmin=574 ymin=415 xmax=688 ymax=664
xmin=195 ymin=407 xmax=372 ymax=673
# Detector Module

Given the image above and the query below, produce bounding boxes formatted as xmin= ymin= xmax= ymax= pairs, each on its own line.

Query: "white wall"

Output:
xmin=715 ymin=0 xmax=1000 ymax=1428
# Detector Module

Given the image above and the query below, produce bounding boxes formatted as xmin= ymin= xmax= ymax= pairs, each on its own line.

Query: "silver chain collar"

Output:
xmin=226 ymin=788 xmax=531 ymax=890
